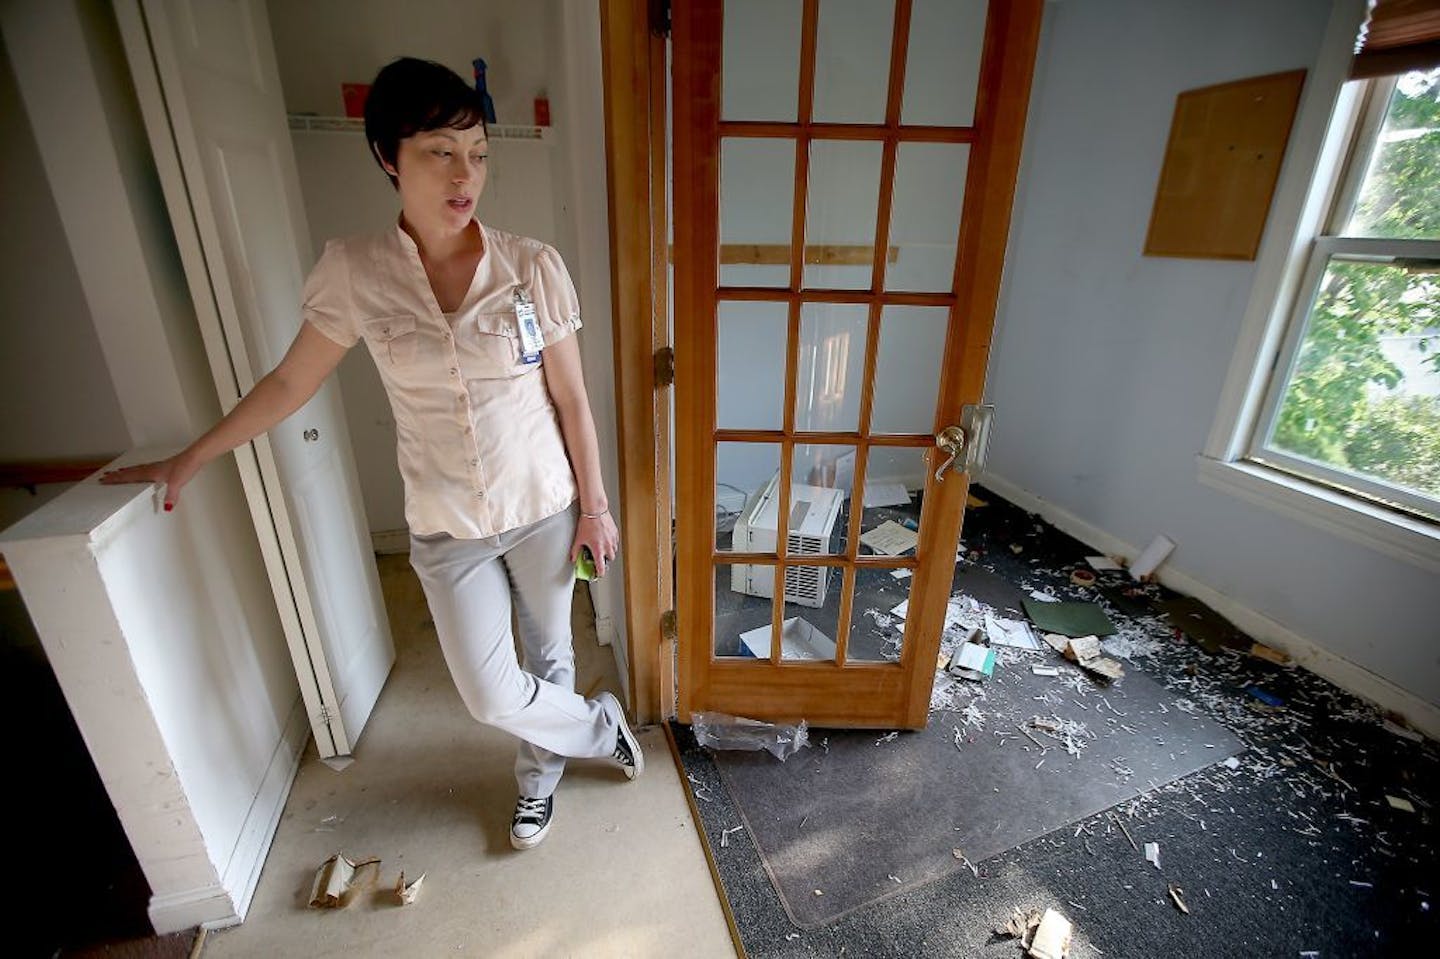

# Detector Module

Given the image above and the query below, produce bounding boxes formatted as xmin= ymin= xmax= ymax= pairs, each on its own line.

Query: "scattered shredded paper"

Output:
xmin=1168 ymin=883 xmax=1189 ymax=914
xmin=1387 ymin=795 xmax=1416 ymax=813
xmin=1145 ymin=841 xmax=1161 ymax=869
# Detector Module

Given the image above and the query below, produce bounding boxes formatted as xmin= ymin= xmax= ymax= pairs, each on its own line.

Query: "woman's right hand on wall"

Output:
xmin=99 ymin=452 xmax=199 ymax=512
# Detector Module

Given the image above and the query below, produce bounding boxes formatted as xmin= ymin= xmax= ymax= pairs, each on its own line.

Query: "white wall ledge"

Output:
xmin=1196 ymin=455 xmax=1440 ymax=575
xmin=0 ymin=451 xmax=305 ymax=934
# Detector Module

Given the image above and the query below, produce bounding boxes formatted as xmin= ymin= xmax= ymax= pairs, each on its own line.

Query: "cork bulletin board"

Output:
xmin=1144 ymin=69 xmax=1306 ymax=260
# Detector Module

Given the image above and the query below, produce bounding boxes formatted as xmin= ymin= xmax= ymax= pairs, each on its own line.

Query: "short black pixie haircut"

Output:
xmin=364 ymin=57 xmax=488 ymax=189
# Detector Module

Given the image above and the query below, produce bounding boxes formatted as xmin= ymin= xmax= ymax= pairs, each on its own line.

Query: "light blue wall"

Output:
xmin=985 ymin=0 xmax=1438 ymax=706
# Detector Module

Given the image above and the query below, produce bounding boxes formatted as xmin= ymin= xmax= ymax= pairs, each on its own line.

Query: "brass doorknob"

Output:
xmin=934 ymin=425 xmax=967 ymax=482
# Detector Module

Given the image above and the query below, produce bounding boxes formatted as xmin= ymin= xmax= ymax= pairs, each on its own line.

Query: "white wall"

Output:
xmin=0 ymin=40 xmax=130 ymax=530
xmin=984 ymin=0 xmax=1439 ymax=709
xmin=0 ymin=0 xmax=305 ymax=927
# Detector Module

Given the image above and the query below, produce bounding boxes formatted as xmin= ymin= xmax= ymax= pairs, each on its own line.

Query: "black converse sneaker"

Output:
xmin=510 ymin=795 xmax=553 ymax=850
xmin=600 ymin=691 xmax=644 ymax=781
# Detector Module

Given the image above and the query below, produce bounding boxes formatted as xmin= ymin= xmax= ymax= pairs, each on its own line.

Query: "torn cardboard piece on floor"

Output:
xmin=394 ymin=871 xmax=425 ymax=905
xmin=1057 ymin=634 xmax=1125 ymax=683
xmin=1028 ymin=908 xmax=1073 ymax=959
xmin=308 ymin=853 xmax=381 ymax=908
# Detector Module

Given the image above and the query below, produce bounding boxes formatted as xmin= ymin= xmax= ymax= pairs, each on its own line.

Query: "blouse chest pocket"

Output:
xmin=362 ymin=315 xmax=421 ymax=367
xmin=470 ymin=311 xmax=529 ymax=378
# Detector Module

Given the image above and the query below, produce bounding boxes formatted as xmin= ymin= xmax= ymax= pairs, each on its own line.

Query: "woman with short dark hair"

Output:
xmin=102 ymin=56 xmax=641 ymax=851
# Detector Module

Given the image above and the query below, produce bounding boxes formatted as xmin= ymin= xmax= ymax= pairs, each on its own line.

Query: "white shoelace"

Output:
xmin=514 ymin=796 xmax=547 ymax=824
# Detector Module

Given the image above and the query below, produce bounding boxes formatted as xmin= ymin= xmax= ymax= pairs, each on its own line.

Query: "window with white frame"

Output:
xmin=1251 ymin=67 xmax=1439 ymax=522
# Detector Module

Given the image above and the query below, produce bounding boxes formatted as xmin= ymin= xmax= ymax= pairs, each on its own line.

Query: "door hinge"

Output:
xmin=649 ymin=0 xmax=671 ymax=37
xmin=654 ymin=346 xmax=675 ymax=388
xmin=660 ymin=609 xmax=678 ymax=642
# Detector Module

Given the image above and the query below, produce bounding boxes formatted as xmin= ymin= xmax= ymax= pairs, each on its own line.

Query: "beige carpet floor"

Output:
xmin=201 ymin=555 xmax=733 ymax=959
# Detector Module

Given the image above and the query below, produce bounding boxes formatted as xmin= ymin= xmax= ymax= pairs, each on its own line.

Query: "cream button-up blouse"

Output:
xmin=302 ymin=221 xmax=583 ymax=539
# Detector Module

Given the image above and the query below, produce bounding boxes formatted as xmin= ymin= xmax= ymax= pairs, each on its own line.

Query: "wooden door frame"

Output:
xmin=600 ymin=0 xmax=673 ymax=724
xmin=599 ymin=0 xmax=1044 ymax=725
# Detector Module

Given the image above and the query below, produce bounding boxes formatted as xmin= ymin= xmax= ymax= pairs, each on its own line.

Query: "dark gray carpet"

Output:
xmin=675 ymin=484 xmax=1440 ymax=957
xmin=714 ymin=656 xmax=1243 ymax=926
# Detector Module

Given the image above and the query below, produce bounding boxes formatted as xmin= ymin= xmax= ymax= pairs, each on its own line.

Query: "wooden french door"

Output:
xmin=673 ymin=0 xmax=1042 ymax=727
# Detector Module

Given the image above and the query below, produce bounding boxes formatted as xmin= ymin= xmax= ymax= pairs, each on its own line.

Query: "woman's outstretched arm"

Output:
xmin=99 ymin=323 xmax=350 ymax=509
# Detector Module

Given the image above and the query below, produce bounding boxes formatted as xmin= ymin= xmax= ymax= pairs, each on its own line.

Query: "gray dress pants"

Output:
xmin=409 ymin=503 xmax=619 ymax=798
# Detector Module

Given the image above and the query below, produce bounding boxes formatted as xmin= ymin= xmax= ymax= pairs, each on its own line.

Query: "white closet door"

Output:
xmin=116 ymin=0 xmax=394 ymax=756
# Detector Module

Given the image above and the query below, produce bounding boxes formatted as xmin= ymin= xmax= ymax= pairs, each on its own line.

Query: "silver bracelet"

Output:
xmin=580 ymin=507 xmax=609 ymax=519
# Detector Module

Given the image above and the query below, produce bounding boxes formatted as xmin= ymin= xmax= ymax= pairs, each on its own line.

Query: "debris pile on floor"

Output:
xmin=996 ymin=906 xmax=1074 ymax=958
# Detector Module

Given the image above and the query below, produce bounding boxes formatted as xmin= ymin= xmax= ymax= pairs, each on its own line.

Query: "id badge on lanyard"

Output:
xmin=514 ymin=287 xmax=543 ymax=364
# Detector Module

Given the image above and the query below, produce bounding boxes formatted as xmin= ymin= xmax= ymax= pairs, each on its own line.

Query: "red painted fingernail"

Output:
xmin=164 ymin=503 xmax=173 ymax=512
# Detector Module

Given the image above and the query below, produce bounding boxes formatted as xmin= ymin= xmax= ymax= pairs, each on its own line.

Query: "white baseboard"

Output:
xmin=148 ymin=883 xmax=237 ymax=935
xmin=220 ymin=694 xmax=311 ymax=924
xmin=371 ymin=529 xmax=410 ymax=554
xmin=977 ymin=472 xmax=1440 ymax=741
xmin=148 ymin=695 xmax=310 ymax=933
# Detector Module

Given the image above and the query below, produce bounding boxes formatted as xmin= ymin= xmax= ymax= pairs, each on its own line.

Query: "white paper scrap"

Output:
xmin=1086 ymin=555 xmax=1123 ymax=571
xmin=891 ymin=599 xmax=909 ymax=619
xmin=860 ymin=520 xmax=918 ymax=556
xmin=1032 ymin=665 xmax=1059 ymax=677
xmin=1144 ymin=841 xmax=1161 ymax=869
xmin=1130 ymin=535 xmax=1176 ymax=580
xmin=890 ymin=569 xmax=913 ymax=580
xmin=954 ymin=642 xmax=996 ymax=676
xmin=985 ymin=612 xmax=1043 ymax=651
xmin=1028 ymin=590 xmax=1061 ymax=603
xmin=1387 ymin=795 xmax=1416 ymax=813
xmin=862 ymin=481 xmax=911 ymax=508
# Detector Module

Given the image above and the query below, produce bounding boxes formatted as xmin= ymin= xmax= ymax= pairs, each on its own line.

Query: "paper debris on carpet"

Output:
xmin=949 ymin=641 xmax=996 ymax=680
xmin=891 ymin=599 xmax=909 ymax=619
xmin=1085 ymin=554 xmax=1123 ymax=571
xmin=996 ymin=907 xmax=1042 ymax=941
xmin=394 ymin=871 xmax=424 ymax=905
xmin=1032 ymin=665 xmax=1059 ymax=677
xmin=860 ymin=520 xmax=918 ymax=555
xmin=1387 ymin=795 xmax=1416 ymax=813
xmin=1061 ymin=635 xmax=1126 ymax=683
xmin=1130 ymin=534 xmax=1175 ymax=580
xmin=985 ymin=612 xmax=1043 ymax=650
xmin=308 ymin=853 xmax=380 ymax=908
xmin=862 ymin=481 xmax=911 ymax=508
xmin=1169 ymin=884 xmax=1189 ymax=914
xmin=739 ymin=617 xmax=836 ymax=661
xmin=1145 ymin=841 xmax=1161 ymax=869
xmin=1027 ymin=908 xmax=1073 ymax=959
xmin=890 ymin=568 xmax=912 ymax=579
xmin=1029 ymin=590 xmax=1061 ymax=602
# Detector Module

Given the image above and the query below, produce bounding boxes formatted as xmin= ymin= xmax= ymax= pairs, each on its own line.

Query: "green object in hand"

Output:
xmin=575 ymin=547 xmax=597 ymax=581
